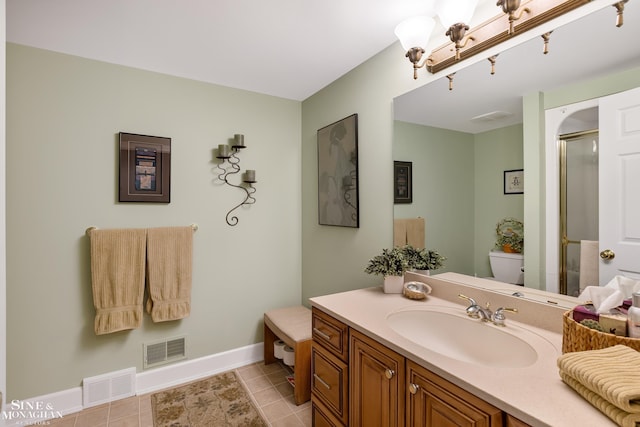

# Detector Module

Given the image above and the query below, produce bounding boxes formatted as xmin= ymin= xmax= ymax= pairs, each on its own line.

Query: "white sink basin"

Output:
xmin=387 ymin=307 xmax=540 ymax=368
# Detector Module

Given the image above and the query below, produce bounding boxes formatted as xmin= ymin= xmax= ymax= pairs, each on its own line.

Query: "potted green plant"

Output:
xmin=364 ymin=247 xmax=409 ymax=293
xmin=400 ymin=245 xmax=446 ymax=274
xmin=495 ymin=218 xmax=524 ymax=253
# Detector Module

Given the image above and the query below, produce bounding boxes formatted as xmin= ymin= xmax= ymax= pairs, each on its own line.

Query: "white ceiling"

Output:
xmin=6 ymin=0 xmax=444 ymax=101
xmin=6 ymin=0 xmax=640 ymax=131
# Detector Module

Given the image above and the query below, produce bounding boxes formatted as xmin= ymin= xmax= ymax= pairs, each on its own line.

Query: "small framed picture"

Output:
xmin=504 ymin=169 xmax=524 ymax=194
xmin=119 ymin=132 xmax=171 ymax=203
xmin=394 ymin=161 xmax=412 ymax=204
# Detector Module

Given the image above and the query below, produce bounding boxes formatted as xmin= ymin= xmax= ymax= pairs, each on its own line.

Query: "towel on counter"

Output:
xmin=559 ymin=372 xmax=640 ymax=427
xmin=146 ymin=226 xmax=193 ymax=322
xmin=558 ymin=345 xmax=640 ymax=425
xmin=393 ymin=218 xmax=425 ymax=248
xmin=89 ymin=228 xmax=147 ymax=335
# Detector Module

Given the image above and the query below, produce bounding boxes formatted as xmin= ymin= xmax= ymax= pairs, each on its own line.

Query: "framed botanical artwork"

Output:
xmin=119 ymin=132 xmax=171 ymax=203
xmin=504 ymin=169 xmax=524 ymax=194
xmin=317 ymin=114 xmax=359 ymax=228
xmin=394 ymin=161 xmax=412 ymax=204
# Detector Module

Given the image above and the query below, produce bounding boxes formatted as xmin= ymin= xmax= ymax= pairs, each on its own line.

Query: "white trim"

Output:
xmin=2 ymin=343 xmax=263 ymax=427
xmin=544 ymin=99 xmax=599 ymax=294
xmin=136 ymin=342 xmax=263 ymax=395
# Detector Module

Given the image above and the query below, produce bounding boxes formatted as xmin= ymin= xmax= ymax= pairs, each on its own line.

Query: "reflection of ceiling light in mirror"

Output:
xmin=470 ymin=111 xmax=513 ymax=122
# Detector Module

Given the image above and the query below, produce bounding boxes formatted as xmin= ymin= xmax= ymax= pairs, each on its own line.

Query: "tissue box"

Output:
xmin=572 ymin=304 xmax=599 ymax=323
xmin=599 ymin=311 xmax=628 ymax=337
xmin=571 ymin=305 xmax=628 ymax=336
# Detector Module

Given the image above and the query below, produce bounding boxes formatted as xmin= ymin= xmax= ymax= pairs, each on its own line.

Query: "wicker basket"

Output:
xmin=562 ymin=310 xmax=640 ymax=353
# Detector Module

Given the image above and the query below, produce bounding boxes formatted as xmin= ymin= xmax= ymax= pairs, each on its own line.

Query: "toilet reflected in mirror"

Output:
xmin=489 ymin=251 xmax=524 ymax=285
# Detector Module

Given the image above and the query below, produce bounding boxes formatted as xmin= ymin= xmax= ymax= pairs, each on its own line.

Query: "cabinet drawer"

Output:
xmin=312 ymin=342 xmax=348 ymax=425
xmin=312 ymin=307 xmax=349 ymax=361
xmin=312 ymin=400 xmax=346 ymax=427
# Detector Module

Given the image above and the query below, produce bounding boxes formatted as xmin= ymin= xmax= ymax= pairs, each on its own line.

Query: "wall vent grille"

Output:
xmin=83 ymin=367 xmax=136 ymax=408
xmin=144 ymin=336 xmax=187 ymax=369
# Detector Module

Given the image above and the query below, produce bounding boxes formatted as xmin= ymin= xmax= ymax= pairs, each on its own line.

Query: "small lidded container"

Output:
xmin=628 ymin=292 xmax=640 ymax=338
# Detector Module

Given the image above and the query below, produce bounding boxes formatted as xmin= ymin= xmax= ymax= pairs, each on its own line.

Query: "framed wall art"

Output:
xmin=504 ymin=169 xmax=524 ymax=195
xmin=394 ymin=161 xmax=412 ymax=204
xmin=317 ymin=114 xmax=359 ymax=228
xmin=119 ymin=132 xmax=171 ymax=203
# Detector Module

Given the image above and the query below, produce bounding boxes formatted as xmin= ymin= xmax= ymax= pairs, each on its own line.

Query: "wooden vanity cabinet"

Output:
xmin=311 ymin=307 xmax=350 ymax=426
xmin=311 ymin=307 xmax=532 ymax=427
xmin=406 ymin=360 xmax=502 ymax=427
xmin=350 ymin=329 xmax=406 ymax=427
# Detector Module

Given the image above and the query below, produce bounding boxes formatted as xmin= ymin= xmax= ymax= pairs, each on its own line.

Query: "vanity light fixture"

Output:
xmin=215 ymin=134 xmax=257 ymax=226
xmin=497 ymin=0 xmax=531 ymax=34
xmin=435 ymin=0 xmax=480 ymax=60
xmin=614 ymin=0 xmax=629 ymax=27
xmin=397 ymin=0 xmax=626 ymax=79
xmin=394 ymin=15 xmax=436 ymax=79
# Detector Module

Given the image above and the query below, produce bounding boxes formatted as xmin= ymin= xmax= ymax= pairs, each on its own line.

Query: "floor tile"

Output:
xmin=32 ymin=360 xmax=304 ymax=427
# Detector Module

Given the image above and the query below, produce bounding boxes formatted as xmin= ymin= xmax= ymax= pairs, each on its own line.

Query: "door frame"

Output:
xmin=544 ymin=98 xmax=598 ymax=294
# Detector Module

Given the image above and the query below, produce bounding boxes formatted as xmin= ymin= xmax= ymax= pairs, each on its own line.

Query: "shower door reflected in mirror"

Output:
xmin=559 ymin=130 xmax=599 ymax=296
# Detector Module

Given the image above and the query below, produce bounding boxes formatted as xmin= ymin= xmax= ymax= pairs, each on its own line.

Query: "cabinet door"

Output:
xmin=350 ymin=330 xmax=405 ymax=427
xmin=407 ymin=361 xmax=503 ymax=427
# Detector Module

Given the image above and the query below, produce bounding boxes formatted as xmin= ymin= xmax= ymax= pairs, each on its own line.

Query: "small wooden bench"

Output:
xmin=263 ymin=306 xmax=312 ymax=405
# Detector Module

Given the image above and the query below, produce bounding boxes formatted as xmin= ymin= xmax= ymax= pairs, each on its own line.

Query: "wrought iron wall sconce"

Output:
xmin=215 ymin=134 xmax=257 ymax=226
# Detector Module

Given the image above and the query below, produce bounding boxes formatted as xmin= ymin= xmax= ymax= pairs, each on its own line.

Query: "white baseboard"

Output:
xmin=2 ymin=342 xmax=264 ymax=427
xmin=136 ymin=342 xmax=263 ymax=395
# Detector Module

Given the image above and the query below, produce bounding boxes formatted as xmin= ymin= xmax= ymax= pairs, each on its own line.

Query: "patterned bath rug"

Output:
xmin=151 ymin=370 xmax=266 ymax=426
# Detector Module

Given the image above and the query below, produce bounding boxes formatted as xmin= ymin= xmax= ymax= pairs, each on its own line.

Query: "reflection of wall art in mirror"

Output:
xmin=119 ymin=132 xmax=171 ymax=203
xmin=394 ymin=161 xmax=412 ymax=204
xmin=317 ymin=114 xmax=359 ymax=227
xmin=504 ymin=169 xmax=524 ymax=195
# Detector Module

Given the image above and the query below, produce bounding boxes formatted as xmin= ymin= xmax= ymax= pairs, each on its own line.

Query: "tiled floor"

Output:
xmin=41 ymin=361 xmax=311 ymax=427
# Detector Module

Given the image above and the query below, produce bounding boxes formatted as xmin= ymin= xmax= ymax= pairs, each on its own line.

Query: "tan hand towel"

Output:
xmin=89 ymin=228 xmax=147 ymax=335
xmin=393 ymin=218 xmax=425 ymax=248
xmin=580 ymin=240 xmax=599 ymax=288
xmin=146 ymin=226 xmax=193 ymax=322
xmin=393 ymin=219 xmax=407 ymax=247
xmin=406 ymin=217 xmax=425 ymax=249
xmin=558 ymin=345 xmax=640 ymax=414
xmin=560 ymin=372 xmax=640 ymax=427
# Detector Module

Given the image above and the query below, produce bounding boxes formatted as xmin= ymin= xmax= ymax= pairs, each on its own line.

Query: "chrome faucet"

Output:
xmin=491 ymin=307 xmax=518 ymax=326
xmin=458 ymin=294 xmax=518 ymax=326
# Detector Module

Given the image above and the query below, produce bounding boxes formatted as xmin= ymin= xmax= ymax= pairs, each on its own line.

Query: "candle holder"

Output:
xmin=215 ymin=134 xmax=257 ymax=226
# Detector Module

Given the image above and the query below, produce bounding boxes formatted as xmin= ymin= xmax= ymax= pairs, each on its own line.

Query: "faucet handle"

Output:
xmin=458 ymin=294 xmax=477 ymax=305
xmin=491 ymin=307 xmax=518 ymax=326
xmin=458 ymin=294 xmax=480 ymax=318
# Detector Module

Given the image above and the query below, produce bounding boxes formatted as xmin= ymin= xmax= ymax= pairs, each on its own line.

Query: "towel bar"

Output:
xmin=86 ymin=224 xmax=198 ymax=236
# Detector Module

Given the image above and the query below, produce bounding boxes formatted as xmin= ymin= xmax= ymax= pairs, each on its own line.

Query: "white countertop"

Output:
xmin=309 ymin=275 xmax=615 ymax=427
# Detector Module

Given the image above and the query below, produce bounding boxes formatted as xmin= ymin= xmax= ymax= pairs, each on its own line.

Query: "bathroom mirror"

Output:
xmin=393 ymin=4 xmax=640 ymax=299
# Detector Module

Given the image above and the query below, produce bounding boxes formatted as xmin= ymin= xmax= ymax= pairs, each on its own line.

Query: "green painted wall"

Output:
xmin=393 ymin=122 xmax=523 ymax=279
xmin=393 ymin=122 xmax=475 ymax=275
xmin=300 ymin=43 xmax=427 ymax=301
xmin=473 ymin=124 xmax=524 ymax=278
xmin=6 ymin=43 xmax=302 ymax=400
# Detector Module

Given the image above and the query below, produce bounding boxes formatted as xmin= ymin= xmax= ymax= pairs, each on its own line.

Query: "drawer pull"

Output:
xmin=313 ymin=327 xmax=332 ymax=341
xmin=314 ymin=373 xmax=331 ymax=390
xmin=409 ymin=383 xmax=420 ymax=394
xmin=385 ymin=369 xmax=395 ymax=380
